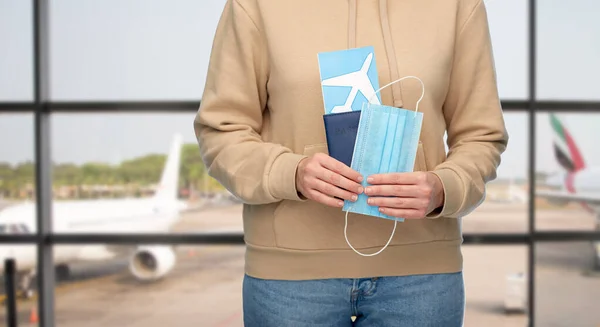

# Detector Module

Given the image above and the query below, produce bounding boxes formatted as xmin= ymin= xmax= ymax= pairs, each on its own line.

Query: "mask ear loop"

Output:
xmin=344 ymin=75 xmax=425 ymax=257
xmin=369 ymin=76 xmax=425 ymax=116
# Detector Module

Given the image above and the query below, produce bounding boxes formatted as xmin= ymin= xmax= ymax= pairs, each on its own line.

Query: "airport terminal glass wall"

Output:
xmin=537 ymin=0 xmax=600 ymax=101
xmin=466 ymin=112 xmax=529 ymax=234
xmin=485 ymin=0 xmax=529 ymax=101
xmin=46 ymin=112 xmax=229 ymax=234
xmin=535 ymin=242 xmax=600 ymax=327
xmin=0 ymin=113 xmax=35 ymax=222
xmin=50 ymin=244 xmax=245 ymax=327
xmin=0 ymin=0 xmax=599 ymax=326
xmin=534 ymin=112 xmax=600 ymax=232
xmin=0 ymin=0 xmax=33 ymax=102
xmin=48 ymin=0 xmax=224 ymax=102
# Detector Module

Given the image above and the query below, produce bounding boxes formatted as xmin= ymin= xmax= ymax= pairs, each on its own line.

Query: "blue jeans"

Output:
xmin=243 ymin=272 xmax=465 ymax=327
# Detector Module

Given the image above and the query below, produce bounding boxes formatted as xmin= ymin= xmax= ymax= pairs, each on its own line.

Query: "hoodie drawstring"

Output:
xmin=378 ymin=0 xmax=404 ymax=108
xmin=348 ymin=0 xmax=357 ymax=48
xmin=348 ymin=0 xmax=404 ymax=108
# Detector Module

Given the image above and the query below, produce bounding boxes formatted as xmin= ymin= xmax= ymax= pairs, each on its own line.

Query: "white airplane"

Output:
xmin=0 ymin=134 xmax=188 ymax=298
xmin=536 ymin=113 xmax=600 ymax=271
xmin=321 ymin=52 xmax=381 ymax=113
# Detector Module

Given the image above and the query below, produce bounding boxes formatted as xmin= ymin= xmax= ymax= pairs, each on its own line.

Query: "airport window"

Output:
xmin=486 ymin=0 xmax=529 ymax=100
xmin=466 ymin=112 xmax=529 ymax=234
xmin=0 ymin=1 xmax=599 ymax=326
xmin=48 ymin=0 xmax=226 ymax=102
xmin=535 ymin=242 xmax=600 ymax=325
xmin=0 ymin=0 xmax=34 ymax=102
xmin=534 ymin=112 xmax=600 ymax=232
xmin=462 ymin=245 xmax=528 ymax=326
xmin=0 ymin=113 xmax=35 ymax=204
xmin=537 ymin=0 xmax=600 ymax=100
xmin=51 ymin=244 xmax=244 ymax=326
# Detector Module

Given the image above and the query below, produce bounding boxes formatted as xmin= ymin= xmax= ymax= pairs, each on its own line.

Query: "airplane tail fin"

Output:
xmin=153 ymin=134 xmax=183 ymax=202
xmin=549 ymin=114 xmax=585 ymax=173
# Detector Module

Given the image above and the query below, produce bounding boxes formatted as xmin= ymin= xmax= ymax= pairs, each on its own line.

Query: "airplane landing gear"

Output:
xmin=18 ymin=270 xmax=35 ymax=300
xmin=8 ymin=265 xmax=70 ymax=301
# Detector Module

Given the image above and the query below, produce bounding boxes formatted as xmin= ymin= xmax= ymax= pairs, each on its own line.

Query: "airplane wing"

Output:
xmin=536 ymin=190 xmax=600 ymax=205
xmin=359 ymin=76 xmax=379 ymax=104
xmin=321 ymin=71 xmax=359 ymax=87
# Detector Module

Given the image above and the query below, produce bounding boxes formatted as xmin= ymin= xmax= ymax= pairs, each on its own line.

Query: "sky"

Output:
xmin=1 ymin=0 xmax=599 ymax=180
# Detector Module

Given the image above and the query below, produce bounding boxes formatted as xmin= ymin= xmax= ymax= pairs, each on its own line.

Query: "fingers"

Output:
xmin=363 ymin=172 xmax=434 ymax=220
xmin=364 ymin=184 xmax=421 ymax=197
xmin=317 ymin=154 xmax=363 ymax=184
xmin=368 ymin=172 xmax=428 ymax=185
xmin=367 ymin=196 xmax=429 ymax=219
xmin=305 ymin=188 xmax=345 ymax=208
xmin=296 ymin=153 xmax=364 ymax=208
xmin=316 ymin=168 xmax=364 ymax=195
xmin=367 ymin=196 xmax=427 ymax=209
xmin=310 ymin=154 xmax=363 ymax=194
xmin=378 ymin=207 xmax=426 ymax=219
xmin=312 ymin=178 xmax=359 ymax=202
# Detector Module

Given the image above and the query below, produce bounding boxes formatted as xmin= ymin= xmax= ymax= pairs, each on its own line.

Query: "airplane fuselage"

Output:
xmin=0 ymin=198 xmax=182 ymax=272
xmin=0 ymin=133 xmax=185 ymax=294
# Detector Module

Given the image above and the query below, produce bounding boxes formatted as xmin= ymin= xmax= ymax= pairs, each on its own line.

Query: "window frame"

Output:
xmin=0 ymin=1 xmax=599 ymax=326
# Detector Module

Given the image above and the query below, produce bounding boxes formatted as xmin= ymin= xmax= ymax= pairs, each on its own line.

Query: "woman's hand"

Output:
xmin=364 ymin=172 xmax=444 ymax=219
xmin=296 ymin=153 xmax=364 ymax=208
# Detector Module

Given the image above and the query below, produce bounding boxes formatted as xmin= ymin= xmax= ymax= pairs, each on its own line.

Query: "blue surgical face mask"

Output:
xmin=342 ymin=76 xmax=425 ymax=257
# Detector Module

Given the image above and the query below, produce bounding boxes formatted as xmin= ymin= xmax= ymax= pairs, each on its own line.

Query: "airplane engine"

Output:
xmin=129 ymin=246 xmax=176 ymax=281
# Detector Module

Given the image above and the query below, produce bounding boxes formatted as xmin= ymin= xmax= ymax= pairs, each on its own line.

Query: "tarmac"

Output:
xmin=0 ymin=199 xmax=599 ymax=327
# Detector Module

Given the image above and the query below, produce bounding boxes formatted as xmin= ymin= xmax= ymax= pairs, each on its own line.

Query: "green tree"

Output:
xmin=0 ymin=142 xmax=229 ymax=200
xmin=54 ymin=163 xmax=84 ymax=186
xmin=0 ymin=162 xmax=14 ymax=197
xmin=14 ymin=162 xmax=35 ymax=197
xmin=180 ymin=143 xmax=205 ymax=190
xmin=118 ymin=154 xmax=165 ymax=186
xmin=80 ymin=162 xmax=116 ymax=185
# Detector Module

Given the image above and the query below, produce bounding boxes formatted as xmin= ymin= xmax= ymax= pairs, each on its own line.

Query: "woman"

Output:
xmin=194 ymin=0 xmax=508 ymax=325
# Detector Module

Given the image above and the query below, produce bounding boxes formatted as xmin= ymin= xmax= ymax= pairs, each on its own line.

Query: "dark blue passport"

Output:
xmin=322 ymin=110 xmax=361 ymax=167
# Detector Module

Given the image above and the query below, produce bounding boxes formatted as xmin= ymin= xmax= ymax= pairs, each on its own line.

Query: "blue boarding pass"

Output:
xmin=317 ymin=46 xmax=382 ymax=115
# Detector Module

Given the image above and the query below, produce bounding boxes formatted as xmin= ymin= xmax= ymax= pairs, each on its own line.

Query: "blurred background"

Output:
xmin=1 ymin=0 xmax=599 ymax=326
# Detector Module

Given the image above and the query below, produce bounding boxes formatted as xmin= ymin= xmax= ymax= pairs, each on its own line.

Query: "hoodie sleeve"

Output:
xmin=427 ymin=0 xmax=509 ymax=219
xmin=193 ymin=0 xmax=307 ymax=205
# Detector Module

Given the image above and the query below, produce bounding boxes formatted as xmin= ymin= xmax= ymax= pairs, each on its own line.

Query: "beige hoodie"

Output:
xmin=194 ymin=0 xmax=508 ymax=280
